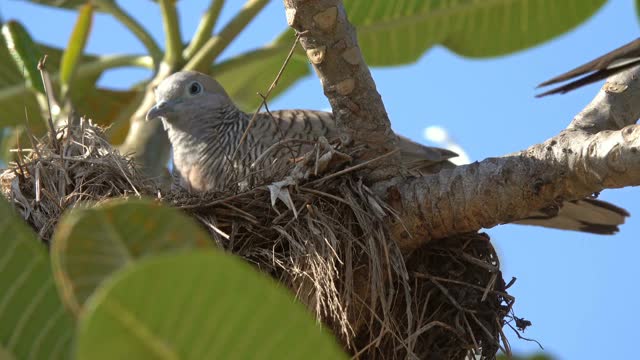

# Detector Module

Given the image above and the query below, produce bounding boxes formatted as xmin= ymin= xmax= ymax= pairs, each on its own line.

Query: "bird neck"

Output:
xmin=166 ymin=104 xmax=252 ymax=171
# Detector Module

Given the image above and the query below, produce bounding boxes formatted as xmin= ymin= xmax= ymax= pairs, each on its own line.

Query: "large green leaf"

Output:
xmin=344 ymin=0 xmax=607 ymax=65
xmin=76 ymin=251 xmax=348 ymax=360
xmin=0 ymin=198 xmax=75 ymax=360
xmin=51 ymin=198 xmax=213 ymax=315
xmin=1 ymin=21 xmax=46 ymax=95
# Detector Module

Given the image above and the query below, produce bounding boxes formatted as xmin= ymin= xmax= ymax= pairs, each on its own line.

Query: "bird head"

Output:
xmin=146 ymin=71 xmax=232 ymax=126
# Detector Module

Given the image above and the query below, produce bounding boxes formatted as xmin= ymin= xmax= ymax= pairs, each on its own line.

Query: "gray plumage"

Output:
xmin=147 ymin=71 xmax=629 ymax=234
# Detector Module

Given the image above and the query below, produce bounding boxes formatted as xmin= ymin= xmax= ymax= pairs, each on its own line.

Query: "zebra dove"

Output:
xmin=537 ymin=38 xmax=640 ymax=96
xmin=147 ymin=71 xmax=629 ymax=234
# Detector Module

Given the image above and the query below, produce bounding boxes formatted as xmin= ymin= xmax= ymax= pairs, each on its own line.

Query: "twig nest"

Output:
xmin=1 ymin=121 xmax=513 ymax=359
xmin=0 ymin=119 xmax=154 ymax=241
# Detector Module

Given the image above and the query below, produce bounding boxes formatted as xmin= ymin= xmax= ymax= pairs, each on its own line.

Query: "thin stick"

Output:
xmin=308 ymin=149 xmax=400 ymax=186
xmin=413 ymin=272 xmax=514 ymax=301
xmin=37 ymin=56 xmax=59 ymax=151
xmin=231 ymin=34 xmax=300 ymax=160
xmin=250 ymin=138 xmax=316 ymax=168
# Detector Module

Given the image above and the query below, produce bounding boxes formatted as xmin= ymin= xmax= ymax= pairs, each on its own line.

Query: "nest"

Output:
xmin=1 ymin=120 xmax=515 ymax=359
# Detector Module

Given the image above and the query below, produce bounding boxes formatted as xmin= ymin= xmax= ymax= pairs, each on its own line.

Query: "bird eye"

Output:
xmin=188 ymin=82 xmax=202 ymax=95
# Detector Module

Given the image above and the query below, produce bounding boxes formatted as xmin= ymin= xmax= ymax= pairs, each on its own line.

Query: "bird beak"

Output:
xmin=146 ymin=101 xmax=170 ymax=121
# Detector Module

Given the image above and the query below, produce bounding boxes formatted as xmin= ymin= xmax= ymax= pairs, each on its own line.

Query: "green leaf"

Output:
xmin=26 ymin=0 xmax=175 ymax=8
xmin=76 ymin=251 xmax=348 ymax=360
xmin=0 ymin=198 xmax=75 ymax=360
xmin=51 ymin=198 xmax=213 ymax=315
xmin=0 ymin=36 xmax=142 ymax=130
xmin=1 ymin=21 xmax=45 ymax=94
xmin=0 ymin=126 xmax=25 ymax=164
xmin=60 ymin=4 xmax=94 ymax=93
xmin=23 ymin=0 xmax=103 ymax=9
xmin=344 ymin=0 xmax=607 ymax=65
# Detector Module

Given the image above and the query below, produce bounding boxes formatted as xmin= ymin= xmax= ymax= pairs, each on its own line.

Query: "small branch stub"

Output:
xmin=285 ymin=8 xmax=296 ymax=26
xmin=604 ymin=82 xmax=628 ymax=94
xmin=307 ymin=46 xmax=326 ymax=64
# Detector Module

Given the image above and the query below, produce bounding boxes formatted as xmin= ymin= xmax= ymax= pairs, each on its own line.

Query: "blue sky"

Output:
xmin=3 ymin=1 xmax=639 ymax=359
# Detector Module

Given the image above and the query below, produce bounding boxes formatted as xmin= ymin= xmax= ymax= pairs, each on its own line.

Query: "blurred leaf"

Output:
xmin=0 ymin=34 xmax=141 ymax=130
xmin=76 ymin=251 xmax=348 ymax=360
xmin=0 ymin=126 xmax=26 ymax=164
xmin=213 ymin=32 xmax=310 ymax=111
xmin=344 ymin=0 xmax=607 ymax=65
xmin=0 ymin=127 xmax=9 ymax=162
xmin=60 ymin=3 xmax=94 ymax=92
xmin=26 ymin=0 xmax=176 ymax=8
xmin=24 ymin=0 xmax=103 ymax=9
xmin=0 ymin=198 xmax=75 ymax=360
xmin=75 ymin=87 xmax=142 ymax=128
xmin=51 ymin=199 xmax=213 ymax=315
xmin=1 ymin=21 xmax=45 ymax=94
xmin=100 ymin=88 xmax=146 ymax=145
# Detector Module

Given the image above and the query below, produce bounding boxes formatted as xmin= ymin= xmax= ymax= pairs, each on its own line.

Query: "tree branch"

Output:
xmin=158 ymin=0 xmax=183 ymax=68
xmin=382 ymin=125 xmax=640 ymax=250
xmin=385 ymin=65 xmax=640 ymax=251
xmin=568 ymin=65 xmax=640 ymax=132
xmin=281 ymin=1 xmax=640 ymax=253
xmin=283 ymin=0 xmax=400 ymax=180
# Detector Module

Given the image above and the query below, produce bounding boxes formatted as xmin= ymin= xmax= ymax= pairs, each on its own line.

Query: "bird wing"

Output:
xmin=256 ymin=110 xmax=628 ymax=234
xmin=259 ymin=110 xmax=457 ymax=172
xmin=513 ymin=199 xmax=629 ymax=234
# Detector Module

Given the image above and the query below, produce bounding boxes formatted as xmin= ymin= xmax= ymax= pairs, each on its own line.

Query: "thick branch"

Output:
xmin=569 ymin=65 xmax=640 ymax=132
xmin=283 ymin=0 xmax=400 ymax=180
xmin=383 ymin=126 xmax=640 ymax=251
xmin=159 ymin=0 xmax=183 ymax=68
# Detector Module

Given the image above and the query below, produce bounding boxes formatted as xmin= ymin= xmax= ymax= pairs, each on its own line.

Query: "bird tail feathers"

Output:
xmin=513 ymin=198 xmax=629 ymax=235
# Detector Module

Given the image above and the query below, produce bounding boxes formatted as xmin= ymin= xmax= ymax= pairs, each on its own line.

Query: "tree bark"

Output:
xmin=283 ymin=0 xmax=640 ymax=252
xmin=383 ymin=125 xmax=640 ymax=250
xmin=283 ymin=0 xmax=401 ymax=181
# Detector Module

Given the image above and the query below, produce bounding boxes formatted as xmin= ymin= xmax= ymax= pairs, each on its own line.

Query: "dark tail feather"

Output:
xmin=536 ymin=59 xmax=640 ymax=97
xmin=513 ymin=198 xmax=629 ymax=235
xmin=536 ymin=38 xmax=640 ymax=96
